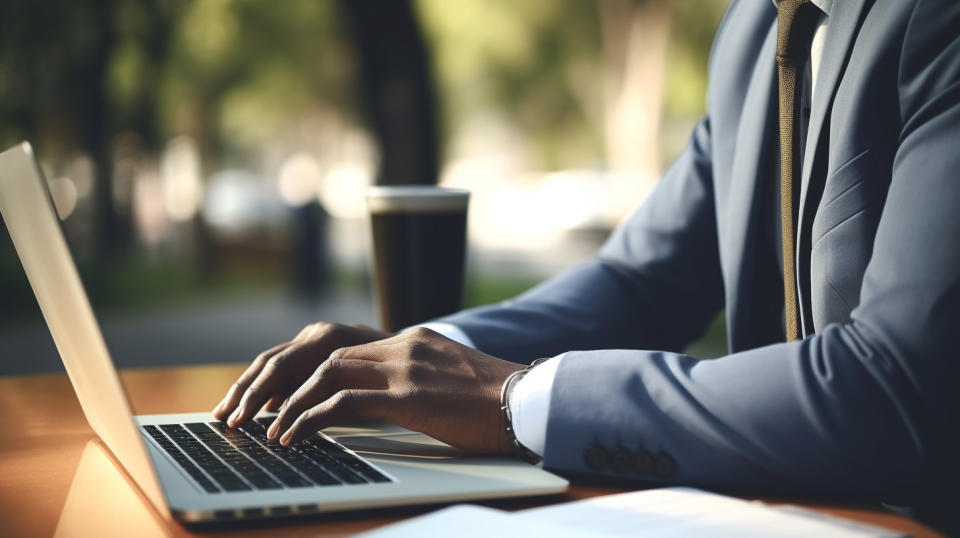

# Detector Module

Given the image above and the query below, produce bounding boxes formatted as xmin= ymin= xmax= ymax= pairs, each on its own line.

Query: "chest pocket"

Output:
xmin=809 ymin=148 xmax=885 ymax=329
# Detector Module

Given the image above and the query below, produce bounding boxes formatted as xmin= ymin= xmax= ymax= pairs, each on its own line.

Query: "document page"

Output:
xmin=355 ymin=504 xmax=614 ymax=538
xmin=515 ymin=488 xmax=904 ymax=537
xmin=357 ymin=488 xmax=905 ymax=537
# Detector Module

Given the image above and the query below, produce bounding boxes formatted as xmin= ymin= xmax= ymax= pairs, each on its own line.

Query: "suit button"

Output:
xmin=610 ymin=446 xmax=634 ymax=474
xmin=653 ymin=451 xmax=676 ymax=478
xmin=583 ymin=443 xmax=608 ymax=471
xmin=634 ymin=447 xmax=654 ymax=475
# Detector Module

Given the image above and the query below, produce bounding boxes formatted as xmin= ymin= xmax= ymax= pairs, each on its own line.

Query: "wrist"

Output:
xmin=499 ymin=358 xmax=549 ymax=462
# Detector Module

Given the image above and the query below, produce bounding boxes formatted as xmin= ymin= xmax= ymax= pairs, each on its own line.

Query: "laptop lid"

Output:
xmin=0 ymin=142 xmax=170 ymax=519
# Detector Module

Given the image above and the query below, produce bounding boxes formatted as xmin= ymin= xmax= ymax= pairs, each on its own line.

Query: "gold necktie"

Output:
xmin=776 ymin=0 xmax=815 ymax=342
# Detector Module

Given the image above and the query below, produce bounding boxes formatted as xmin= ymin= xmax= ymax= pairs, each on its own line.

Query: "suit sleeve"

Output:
xmin=436 ymin=116 xmax=725 ymax=364
xmin=542 ymin=1 xmax=960 ymax=519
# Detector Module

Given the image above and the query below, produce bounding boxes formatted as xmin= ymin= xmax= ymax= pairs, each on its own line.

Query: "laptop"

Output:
xmin=0 ymin=142 xmax=568 ymax=524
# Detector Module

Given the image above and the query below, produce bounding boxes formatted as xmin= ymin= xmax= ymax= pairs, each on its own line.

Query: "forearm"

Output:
xmin=539 ymin=322 xmax=949 ymax=506
xmin=437 ymin=260 xmax=712 ymax=363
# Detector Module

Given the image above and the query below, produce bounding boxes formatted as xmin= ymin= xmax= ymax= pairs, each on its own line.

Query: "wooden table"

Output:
xmin=0 ymin=364 xmax=943 ymax=537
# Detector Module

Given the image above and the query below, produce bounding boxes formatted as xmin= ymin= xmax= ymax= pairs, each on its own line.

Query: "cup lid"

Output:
xmin=366 ymin=185 xmax=470 ymax=213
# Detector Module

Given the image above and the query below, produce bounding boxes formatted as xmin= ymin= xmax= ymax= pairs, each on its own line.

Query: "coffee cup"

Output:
xmin=366 ymin=186 xmax=470 ymax=332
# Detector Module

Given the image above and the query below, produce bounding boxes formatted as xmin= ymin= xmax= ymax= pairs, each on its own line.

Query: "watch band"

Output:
xmin=499 ymin=358 xmax=549 ymax=463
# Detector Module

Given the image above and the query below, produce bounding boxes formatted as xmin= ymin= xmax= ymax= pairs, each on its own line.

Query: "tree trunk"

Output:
xmin=76 ymin=0 xmax=120 ymax=259
xmin=599 ymin=0 xmax=672 ymax=180
xmin=339 ymin=0 xmax=440 ymax=186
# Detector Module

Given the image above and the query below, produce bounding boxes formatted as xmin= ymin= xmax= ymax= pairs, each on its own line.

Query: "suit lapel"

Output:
xmin=796 ymin=0 xmax=871 ymax=256
xmin=724 ymin=22 xmax=779 ymax=351
xmin=795 ymin=0 xmax=872 ymax=334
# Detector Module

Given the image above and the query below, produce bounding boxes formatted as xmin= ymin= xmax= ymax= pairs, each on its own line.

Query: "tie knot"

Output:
xmin=776 ymin=0 xmax=815 ymax=61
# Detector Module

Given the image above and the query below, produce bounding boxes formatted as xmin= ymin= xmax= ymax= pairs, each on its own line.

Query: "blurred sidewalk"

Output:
xmin=0 ymin=291 xmax=376 ymax=376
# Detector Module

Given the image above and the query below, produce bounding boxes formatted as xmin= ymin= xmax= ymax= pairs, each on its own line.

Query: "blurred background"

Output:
xmin=0 ymin=0 xmax=729 ymax=376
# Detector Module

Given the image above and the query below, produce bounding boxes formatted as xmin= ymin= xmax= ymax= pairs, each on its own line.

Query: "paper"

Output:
xmin=354 ymin=505 xmax=613 ymax=538
xmin=515 ymin=488 xmax=905 ymax=538
xmin=356 ymin=488 xmax=905 ymax=537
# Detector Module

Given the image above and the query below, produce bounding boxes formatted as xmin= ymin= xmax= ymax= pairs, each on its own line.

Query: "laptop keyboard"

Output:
xmin=142 ymin=417 xmax=392 ymax=494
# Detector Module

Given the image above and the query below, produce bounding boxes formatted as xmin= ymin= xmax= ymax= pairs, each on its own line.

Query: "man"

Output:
xmin=214 ymin=0 xmax=959 ymax=526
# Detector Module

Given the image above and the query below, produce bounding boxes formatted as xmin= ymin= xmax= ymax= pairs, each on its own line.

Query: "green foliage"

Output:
xmin=684 ymin=311 xmax=728 ymax=359
xmin=79 ymin=254 xmax=286 ymax=318
xmin=0 ymin=0 xmax=734 ymax=323
xmin=663 ymin=0 xmax=732 ymax=119
xmin=158 ymin=0 xmax=357 ymax=160
xmin=0 ymin=0 xmax=358 ymax=161
xmin=417 ymin=0 xmax=604 ymax=169
xmin=417 ymin=0 xmax=730 ymax=170
xmin=0 ymin=0 xmax=731 ymax=171
xmin=464 ymin=272 xmax=539 ymax=308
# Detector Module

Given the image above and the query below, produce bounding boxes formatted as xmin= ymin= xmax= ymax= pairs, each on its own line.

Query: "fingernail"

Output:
xmin=280 ymin=432 xmax=292 ymax=446
xmin=267 ymin=421 xmax=279 ymax=440
xmin=228 ymin=409 xmax=241 ymax=426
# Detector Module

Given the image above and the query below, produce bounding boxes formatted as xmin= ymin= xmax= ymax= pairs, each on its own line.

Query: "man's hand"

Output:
xmin=264 ymin=327 xmax=524 ymax=454
xmin=212 ymin=322 xmax=391 ymax=426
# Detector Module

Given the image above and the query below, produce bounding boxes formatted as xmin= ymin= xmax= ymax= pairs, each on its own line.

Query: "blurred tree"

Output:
xmin=76 ymin=1 xmax=121 ymax=258
xmin=0 ymin=0 xmax=729 ymax=315
xmin=418 ymin=0 xmax=605 ymax=169
xmin=0 ymin=0 xmax=193 ymax=259
xmin=417 ymin=0 xmax=728 ymax=172
xmin=340 ymin=0 xmax=440 ymax=186
xmin=108 ymin=0 xmax=187 ymax=256
xmin=600 ymin=0 xmax=727 ymax=177
xmin=110 ymin=1 xmax=183 ymax=150
xmin=599 ymin=0 xmax=671 ymax=180
xmin=160 ymin=0 xmax=357 ymax=159
xmin=0 ymin=0 xmax=119 ymax=256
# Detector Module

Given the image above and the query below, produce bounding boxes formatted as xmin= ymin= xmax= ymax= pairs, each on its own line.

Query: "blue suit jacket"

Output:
xmin=439 ymin=0 xmax=960 ymax=520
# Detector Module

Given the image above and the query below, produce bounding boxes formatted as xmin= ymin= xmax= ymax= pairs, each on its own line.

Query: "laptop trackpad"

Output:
xmin=321 ymin=419 xmax=465 ymax=458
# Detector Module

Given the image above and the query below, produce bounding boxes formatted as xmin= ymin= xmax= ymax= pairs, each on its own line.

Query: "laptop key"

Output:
xmin=212 ymin=422 xmax=323 ymax=488
xmin=185 ymin=423 xmax=283 ymax=490
xmin=238 ymin=421 xmax=358 ymax=486
xmin=298 ymin=443 xmax=366 ymax=484
xmin=159 ymin=424 xmax=251 ymax=492
xmin=206 ymin=420 xmax=392 ymax=488
xmin=255 ymin=416 xmax=276 ymax=430
xmin=300 ymin=465 xmax=341 ymax=486
xmin=143 ymin=425 xmax=221 ymax=493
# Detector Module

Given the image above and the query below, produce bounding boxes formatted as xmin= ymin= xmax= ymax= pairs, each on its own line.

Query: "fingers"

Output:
xmin=279 ymin=389 xmax=395 ymax=446
xmin=293 ymin=323 xmax=322 ymax=342
xmin=212 ymin=342 xmax=291 ymax=420
xmin=263 ymin=392 xmax=289 ymax=413
xmin=267 ymin=354 xmax=390 ymax=440
xmin=227 ymin=343 xmax=306 ymax=427
xmin=217 ymin=323 xmax=394 ymax=425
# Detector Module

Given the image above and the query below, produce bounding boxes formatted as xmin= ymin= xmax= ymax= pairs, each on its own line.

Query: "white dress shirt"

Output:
xmin=419 ymin=1 xmax=830 ymax=458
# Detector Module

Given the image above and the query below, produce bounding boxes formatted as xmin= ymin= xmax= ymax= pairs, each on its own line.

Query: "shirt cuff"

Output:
xmin=406 ymin=322 xmax=476 ymax=349
xmin=508 ymin=353 xmax=565 ymax=457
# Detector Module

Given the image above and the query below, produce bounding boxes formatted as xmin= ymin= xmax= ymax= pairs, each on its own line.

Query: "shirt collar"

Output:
xmin=771 ymin=0 xmax=832 ymax=16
